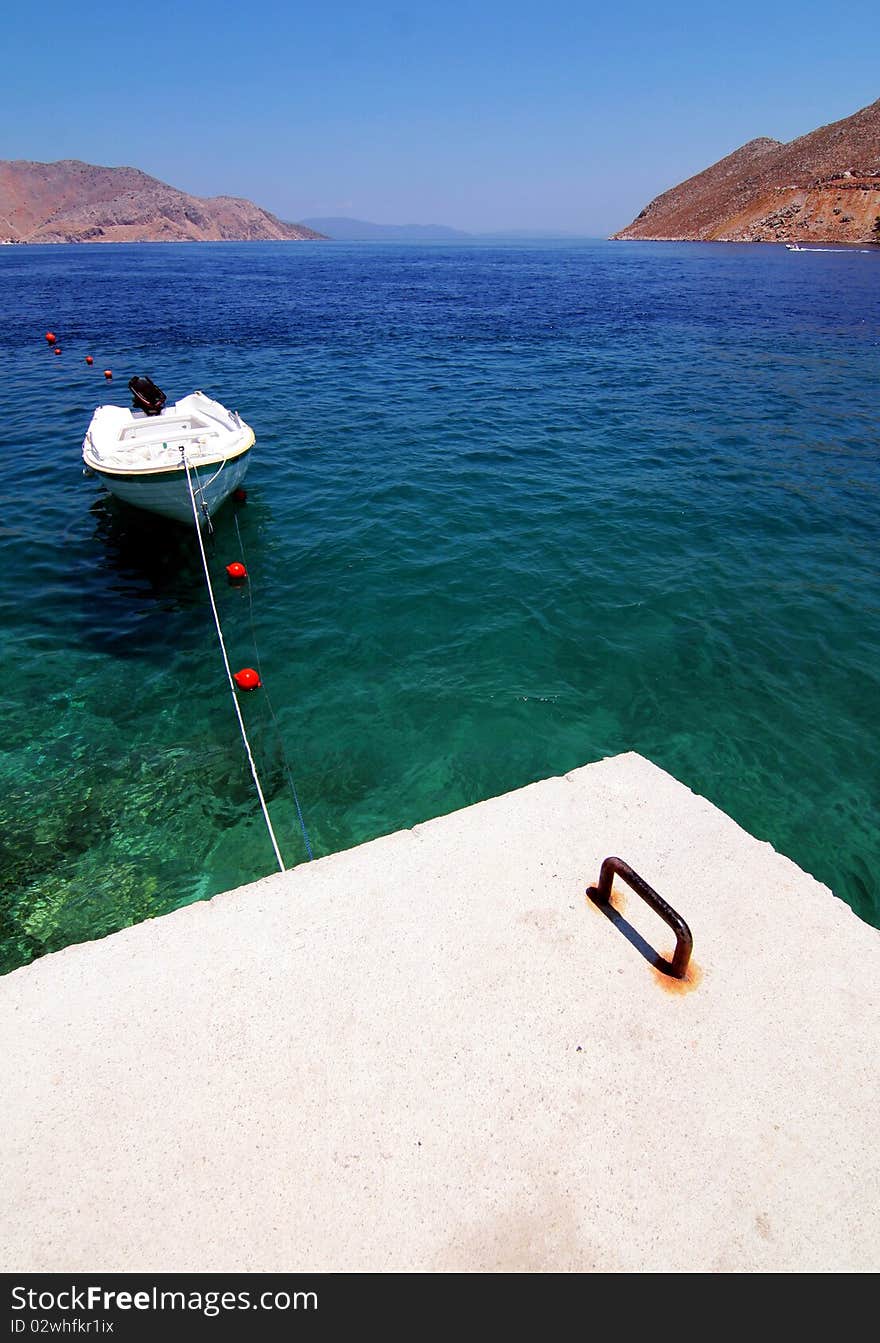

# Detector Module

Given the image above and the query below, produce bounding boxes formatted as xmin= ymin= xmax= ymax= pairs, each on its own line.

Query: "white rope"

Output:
xmin=188 ymin=461 xmax=223 ymax=534
xmin=200 ymin=458 xmax=226 ymax=492
xmin=184 ymin=457 xmax=286 ymax=873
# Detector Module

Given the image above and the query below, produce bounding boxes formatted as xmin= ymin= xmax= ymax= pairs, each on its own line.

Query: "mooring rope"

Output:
xmin=187 ymin=460 xmax=212 ymax=532
xmin=233 ymin=512 xmax=314 ymax=861
xmin=183 ymin=458 xmax=286 ymax=872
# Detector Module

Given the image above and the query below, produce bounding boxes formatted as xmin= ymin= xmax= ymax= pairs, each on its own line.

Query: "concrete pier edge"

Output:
xmin=2 ymin=751 xmax=878 ymax=1272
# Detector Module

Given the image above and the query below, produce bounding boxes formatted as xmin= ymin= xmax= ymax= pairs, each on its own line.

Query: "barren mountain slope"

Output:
xmin=613 ymin=98 xmax=880 ymax=243
xmin=0 ymin=160 xmax=323 ymax=243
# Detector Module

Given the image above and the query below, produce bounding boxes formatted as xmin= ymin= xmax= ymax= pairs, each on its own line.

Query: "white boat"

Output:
xmin=785 ymin=242 xmax=804 ymax=251
xmin=82 ymin=379 xmax=255 ymax=525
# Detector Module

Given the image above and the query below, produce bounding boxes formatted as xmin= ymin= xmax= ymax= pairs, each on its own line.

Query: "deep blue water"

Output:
xmin=1 ymin=238 xmax=879 ymax=973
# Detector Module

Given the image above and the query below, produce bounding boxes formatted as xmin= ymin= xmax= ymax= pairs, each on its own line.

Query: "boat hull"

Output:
xmin=91 ymin=450 xmax=251 ymax=524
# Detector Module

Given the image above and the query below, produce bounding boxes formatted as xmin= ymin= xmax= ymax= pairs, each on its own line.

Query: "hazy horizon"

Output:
xmin=2 ymin=1 xmax=877 ymax=237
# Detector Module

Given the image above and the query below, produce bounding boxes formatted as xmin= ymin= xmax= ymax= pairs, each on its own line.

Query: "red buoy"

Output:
xmin=104 ymin=369 xmax=113 ymax=379
xmin=54 ymin=346 xmax=61 ymax=355
xmin=232 ymin=487 xmax=247 ymax=503
xmin=45 ymin=331 xmax=56 ymax=343
xmin=85 ymin=355 xmax=94 ymax=365
xmin=226 ymin=561 xmax=248 ymax=581
xmin=233 ymin=667 xmax=261 ymax=691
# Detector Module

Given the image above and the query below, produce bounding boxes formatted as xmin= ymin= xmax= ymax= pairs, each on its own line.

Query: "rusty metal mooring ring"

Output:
xmin=589 ymin=856 xmax=693 ymax=979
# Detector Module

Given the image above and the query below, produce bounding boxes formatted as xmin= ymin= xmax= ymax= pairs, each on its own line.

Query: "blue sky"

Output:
xmin=2 ymin=1 xmax=878 ymax=234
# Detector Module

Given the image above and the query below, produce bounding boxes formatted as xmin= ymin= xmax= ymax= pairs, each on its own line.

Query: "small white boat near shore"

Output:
xmin=82 ymin=378 xmax=254 ymax=525
xmin=785 ymin=241 xmax=873 ymax=253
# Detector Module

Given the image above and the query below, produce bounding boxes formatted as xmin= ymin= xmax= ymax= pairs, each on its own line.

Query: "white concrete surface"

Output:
xmin=2 ymin=752 xmax=878 ymax=1272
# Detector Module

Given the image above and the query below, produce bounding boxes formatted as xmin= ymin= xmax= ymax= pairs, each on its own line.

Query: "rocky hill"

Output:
xmin=0 ymin=159 xmax=324 ymax=243
xmin=612 ymin=97 xmax=880 ymax=244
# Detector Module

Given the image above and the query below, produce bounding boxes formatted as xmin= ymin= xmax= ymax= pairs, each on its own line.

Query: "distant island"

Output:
xmin=297 ymin=218 xmax=591 ymax=241
xmin=613 ymin=96 xmax=880 ymax=245
xmin=0 ymin=160 xmax=325 ymax=243
xmin=299 ymin=216 xmax=473 ymax=241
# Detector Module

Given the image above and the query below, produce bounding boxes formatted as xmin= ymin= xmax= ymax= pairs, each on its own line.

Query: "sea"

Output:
xmin=1 ymin=238 xmax=878 ymax=975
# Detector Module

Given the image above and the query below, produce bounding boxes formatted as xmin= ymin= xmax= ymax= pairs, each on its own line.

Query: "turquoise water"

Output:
xmin=1 ymin=239 xmax=879 ymax=973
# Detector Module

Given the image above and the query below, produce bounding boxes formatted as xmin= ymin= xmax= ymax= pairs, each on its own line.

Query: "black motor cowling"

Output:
xmin=128 ymin=375 xmax=167 ymax=416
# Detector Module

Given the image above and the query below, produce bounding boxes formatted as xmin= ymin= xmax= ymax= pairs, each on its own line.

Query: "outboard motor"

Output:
xmin=128 ymin=375 xmax=167 ymax=416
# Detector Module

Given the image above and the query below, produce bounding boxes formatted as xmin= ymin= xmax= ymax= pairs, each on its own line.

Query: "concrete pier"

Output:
xmin=2 ymin=752 xmax=878 ymax=1272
